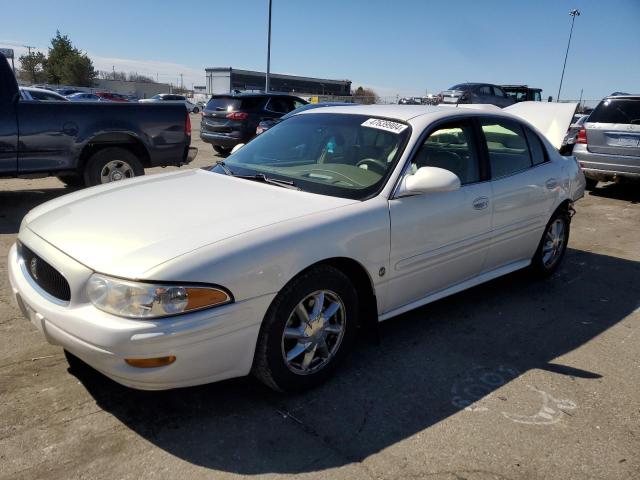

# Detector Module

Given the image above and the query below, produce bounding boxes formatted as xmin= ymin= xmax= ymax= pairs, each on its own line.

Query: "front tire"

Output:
xmin=530 ymin=209 xmax=570 ymax=277
xmin=252 ymin=265 xmax=358 ymax=392
xmin=83 ymin=147 xmax=144 ymax=187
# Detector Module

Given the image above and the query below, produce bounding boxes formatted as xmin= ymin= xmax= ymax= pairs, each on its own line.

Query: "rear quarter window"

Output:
xmin=588 ymin=99 xmax=640 ymax=124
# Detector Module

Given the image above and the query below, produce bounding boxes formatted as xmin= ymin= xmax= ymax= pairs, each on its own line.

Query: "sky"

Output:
xmin=1 ymin=0 xmax=639 ymax=101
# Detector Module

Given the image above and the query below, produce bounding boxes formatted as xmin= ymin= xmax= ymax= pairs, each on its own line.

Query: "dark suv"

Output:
xmin=438 ymin=83 xmax=515 ymax=108
xmin=200 ymin=93 xmax=307 ymax=155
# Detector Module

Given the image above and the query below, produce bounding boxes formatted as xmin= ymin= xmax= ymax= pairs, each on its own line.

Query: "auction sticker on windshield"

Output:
xmin=362 ymin=118 xmax=408 ymax=134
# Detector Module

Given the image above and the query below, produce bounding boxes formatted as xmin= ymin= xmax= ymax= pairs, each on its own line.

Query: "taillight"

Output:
xmin=185 ymin=112 xmax=191 ymax=136
xmin=226 ymin=111 xmax=249 ymax=121
xmin=576 ymin=128 xmax=587 ymax=144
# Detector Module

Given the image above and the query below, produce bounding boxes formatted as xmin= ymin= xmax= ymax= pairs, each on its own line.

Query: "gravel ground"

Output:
xmin=1 ymin=117 xmax=638 ymax=479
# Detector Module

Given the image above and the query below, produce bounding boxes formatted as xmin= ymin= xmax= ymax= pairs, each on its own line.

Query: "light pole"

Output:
xmin=556 ymin=9 xmax=580 ymax=102
xmin=265 ymin=0 xmax=272 ymax=92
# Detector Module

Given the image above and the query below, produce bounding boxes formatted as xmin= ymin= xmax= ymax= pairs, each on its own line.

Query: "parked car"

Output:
xmin=139 ymin=93 xmax=200 ymax=112
xmin=8 ymin=100 xmax=584 ymax=392
xmin=438 ymin=83 xmax=515 ymax=108
xmin=573 ymin=95 xmax=640 ymax=189
xmin=56 ymin=88 xmax=83 ymax=96
xmin=0 ymin=53 xmax=197 ymax=187
xmin=256 ymin=102 xmax=355 ymax=135
xmin=200 ymin=92 xmax=307 ymax=155
xmin=501 ymin=85 xmax=543 ymax=103
xmin=66 ymin=92 xmax=103 ymax=102
xmin=19 ymin=87 xmax=68 ymax=102
xmin=398 ymin=97 xmax=423 ymax=105
xmin=95 ymin=91 xmax=129 ymax=102
xmin=560 ymin=114 xmax=589 ymax=155
xmin=124 ymin=95 xmax=140 ymax=102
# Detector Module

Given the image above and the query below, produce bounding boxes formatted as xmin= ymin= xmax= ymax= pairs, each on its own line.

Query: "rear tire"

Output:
xmin=585 ymin=178 xmax=598 ymax=191
xmin=529 ymin=209 xmax=570 ymax=278
xmin=83 ymin=147 xmax=144 ymax=187
xmin=252 ymin=265 xmax=358 ymax=392
xmin=213 ymin=145 xmax=232 ymax=157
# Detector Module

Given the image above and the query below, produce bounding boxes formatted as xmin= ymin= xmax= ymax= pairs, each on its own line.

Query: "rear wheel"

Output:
xmin=585 ymin=178 xmax=598 ymax=191
xmin=252 ymin=265 xmax=358 ymax=392
xmin=530 ymin=209 xmax=570 ymax=277
xmin=83 ymin=147 xmax=144 ymax=187
xmin=213 ymin=145 xmax=232 ymax=157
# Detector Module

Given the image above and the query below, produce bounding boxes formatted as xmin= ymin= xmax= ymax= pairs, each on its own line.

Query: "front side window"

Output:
xmin=481 ymin=119 xmax=532 ymax=179
xmin=411 ymin=121 xmax=480 ymax=184
xmin=213 ymin=113 xmax=410 ymax=200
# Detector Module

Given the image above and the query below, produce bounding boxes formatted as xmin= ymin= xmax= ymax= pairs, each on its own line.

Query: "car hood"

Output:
xmin=23 ymin=169 xmax=357 ymax=278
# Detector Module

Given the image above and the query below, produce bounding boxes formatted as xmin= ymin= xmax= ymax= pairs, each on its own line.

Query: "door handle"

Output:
xmin=545 ymin=178 xmax=558 ymax=189
xmin=472 ymin=196 xmax=489 ymax=210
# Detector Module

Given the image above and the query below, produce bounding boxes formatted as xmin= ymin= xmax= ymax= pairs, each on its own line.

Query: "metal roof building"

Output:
xmin=205 ymin=67 xmax=351 ymax=97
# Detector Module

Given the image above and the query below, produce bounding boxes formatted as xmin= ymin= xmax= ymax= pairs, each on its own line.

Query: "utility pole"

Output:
xmin=112 ymin=65 xmax=116 ymax=81
xmin=556 ymin=9 xmax=580 ymax=102
xmin=265 ymin=0 xmax=272 ymax=92
xmin=24 ymin=45 xmax=35 ymax=55
xmin=180 ymin=73 xmax=184 ymax=90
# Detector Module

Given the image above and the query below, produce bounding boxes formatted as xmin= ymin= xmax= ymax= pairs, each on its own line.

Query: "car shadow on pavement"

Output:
xmin=73 ymin=247 xmax=639 ymax=475
xmin=588 ymin=183 xmax=640 ymax=203
xmin=0 ymin=187 xmax=79 ymax=234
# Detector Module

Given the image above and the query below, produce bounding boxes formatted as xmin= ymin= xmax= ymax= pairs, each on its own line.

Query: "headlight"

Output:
xmin=86 ymin=274 xmax=231 ymax=319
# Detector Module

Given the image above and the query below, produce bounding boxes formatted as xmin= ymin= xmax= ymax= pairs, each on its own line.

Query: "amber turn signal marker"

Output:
xmin=125 ymin=356 xmax=176 ymax=368
xmin=185 ymin=288 xmax=230 ymax=311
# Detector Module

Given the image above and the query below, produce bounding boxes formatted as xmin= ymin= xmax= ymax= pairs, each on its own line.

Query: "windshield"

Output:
xmin=212 ymin=113 xmax=411 ymax=200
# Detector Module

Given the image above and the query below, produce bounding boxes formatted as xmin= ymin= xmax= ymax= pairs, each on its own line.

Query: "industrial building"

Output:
xmin=205 ymin=67 xmax=351 ymax=96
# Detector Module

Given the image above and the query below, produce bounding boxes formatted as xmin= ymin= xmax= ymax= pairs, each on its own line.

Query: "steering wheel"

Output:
xmin=356 ymin=158 xmax=387 ymax=175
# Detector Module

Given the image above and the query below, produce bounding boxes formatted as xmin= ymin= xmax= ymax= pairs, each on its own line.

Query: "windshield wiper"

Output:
xmin=214 ymin=162 xmax=299 ymax=190
xmin=215 ymin=160 xmax=234 ymax=176
xmin=237 ymin=173 xmax=300 ymax=190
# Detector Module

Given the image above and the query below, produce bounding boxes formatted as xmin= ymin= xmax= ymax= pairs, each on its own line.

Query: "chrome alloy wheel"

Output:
xmin=281 ymin=290 xmax=346 ymax=375
xmin=100 ymin=160 xmax=135 ymax=183
xmin=542 ymin=219 xmax=566 ymax=268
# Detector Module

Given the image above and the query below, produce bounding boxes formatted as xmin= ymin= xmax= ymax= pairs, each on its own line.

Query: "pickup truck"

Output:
xmin=0 ymin=53 xmax=196 ymax=187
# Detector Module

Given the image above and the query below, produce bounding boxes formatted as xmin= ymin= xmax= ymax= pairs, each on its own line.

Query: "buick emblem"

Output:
xmin=29 ymin=257 xmax=39 ymax=280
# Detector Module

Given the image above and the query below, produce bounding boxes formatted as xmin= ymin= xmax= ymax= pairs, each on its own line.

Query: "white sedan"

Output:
xmin=8 ymin=103 xmax=584 ymax=392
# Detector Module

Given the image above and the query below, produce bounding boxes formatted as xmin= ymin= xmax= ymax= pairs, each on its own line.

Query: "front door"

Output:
xmin=385 ymin=119 xmax=493 ymax=313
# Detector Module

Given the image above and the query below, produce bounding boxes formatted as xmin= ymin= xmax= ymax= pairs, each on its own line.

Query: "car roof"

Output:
xmin=604 ymin=95 xmax=640 ymax=100
xmin=212 ymin=92 xmax=301 ymax=98
xmin=298 ymin=104 xmax=456 ymax=122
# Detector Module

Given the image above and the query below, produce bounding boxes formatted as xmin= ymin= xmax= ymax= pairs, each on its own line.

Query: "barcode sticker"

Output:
xmin=362 ymin=118 xmax=408 ymax=134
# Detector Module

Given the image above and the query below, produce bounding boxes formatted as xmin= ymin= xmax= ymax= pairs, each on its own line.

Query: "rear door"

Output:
xmin=584 ymin=98 xmax=640 ymax=160
xmin=480 ymin=117 xmax=557 ymax=271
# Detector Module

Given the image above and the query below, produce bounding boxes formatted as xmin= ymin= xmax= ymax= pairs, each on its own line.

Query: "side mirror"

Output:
xmin=396 ymin=166 xmax=461 ymax=197
xmin=230 ymin=143 xmax=245 ymax=154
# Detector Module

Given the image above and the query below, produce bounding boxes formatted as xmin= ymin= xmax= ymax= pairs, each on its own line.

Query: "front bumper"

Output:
xmin=8 ymin=233 xmax=274 ymax=390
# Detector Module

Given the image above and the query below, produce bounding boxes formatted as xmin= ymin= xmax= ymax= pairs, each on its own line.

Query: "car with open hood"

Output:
xmin=9 ymin=101 xmax=584 ymax=392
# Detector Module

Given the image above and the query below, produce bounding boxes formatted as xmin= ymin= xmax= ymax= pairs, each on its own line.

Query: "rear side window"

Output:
xmin=524 ymin=127 xmax=547 ymax=165
xmin=493 ymin=86 xmax=506 ymax=98
xmin=477 ymin=85 xmax=492 ymax=96
xmin=481 ymin=119 xmax=532 ymax=179
xmin=588 ymin=99 xmax=640 ymax=124
xmin=266 ymin=97 xmax=297 ymax=114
